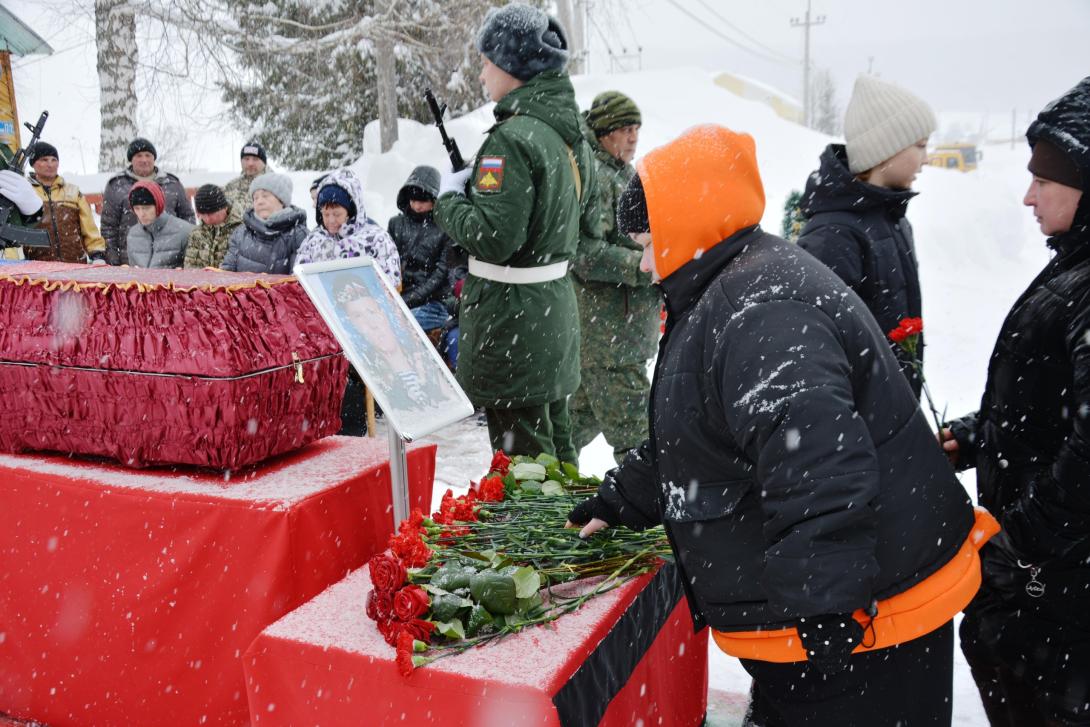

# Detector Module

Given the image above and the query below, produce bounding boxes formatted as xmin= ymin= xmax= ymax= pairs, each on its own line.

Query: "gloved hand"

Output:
xmin=565 ymin=493 xmax=619 ymax=538
xmin=0 ymin=170 xmax=43 ymax=216
xmin=90 ymin=257 xmax=108 ymax=266
xmin=797 ymin=613 xmax=864 ymax=675
xmin=438 ymin=167 xmax=472 ymax=197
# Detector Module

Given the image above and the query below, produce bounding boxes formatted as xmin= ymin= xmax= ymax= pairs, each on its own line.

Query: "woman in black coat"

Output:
xmin=944 ymin=76 xmax=1090 ymax=726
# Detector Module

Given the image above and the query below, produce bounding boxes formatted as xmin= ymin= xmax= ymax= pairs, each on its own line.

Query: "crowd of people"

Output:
xmin=1 ymin=1 xmax=1087 ymax=724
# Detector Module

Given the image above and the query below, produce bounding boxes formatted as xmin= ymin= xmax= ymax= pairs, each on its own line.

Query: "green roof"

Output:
xmin=0 ymin=4 xmax=53 ymax=58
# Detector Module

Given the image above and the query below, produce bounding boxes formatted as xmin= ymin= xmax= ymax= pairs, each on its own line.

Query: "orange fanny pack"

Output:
xmin=712 ymin=507 xmax=1000 ymax=663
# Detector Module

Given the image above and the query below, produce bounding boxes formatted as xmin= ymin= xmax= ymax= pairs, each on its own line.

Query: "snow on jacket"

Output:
xmin=100 ymin=167 xmax=195 ymax=265
xmin=597 ymin=126 xmax=978 ymax=636
xmin=26 ymin=174 xmax=106 ymax=263
xmin=221 ymin=206 xmax=308 ymax=274
xmin=388 ymin=166 xmax=450 ymax=307
xmin=126 ymin=213 xmax=195 ymax=269
xmin=296 ymin=168 xmax=401 ymax=286
xmin=796 ymin=144 xmax=924 ymax=397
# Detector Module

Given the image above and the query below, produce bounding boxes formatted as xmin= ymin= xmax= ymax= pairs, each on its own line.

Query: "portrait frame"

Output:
xmin=294 ymin=256 xmax=473 ymax=442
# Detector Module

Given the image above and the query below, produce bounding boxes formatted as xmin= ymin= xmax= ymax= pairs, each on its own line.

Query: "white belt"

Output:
xmin=468 ymin=256 xmax=568 ymax=284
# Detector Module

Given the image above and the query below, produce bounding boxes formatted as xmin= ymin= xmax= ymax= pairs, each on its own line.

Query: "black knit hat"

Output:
xmin=240 ymin=141 xmax=267 ymax=164
xmin=28 ymin=141 xmax=58 ymax=165
xmin=129 ymin=185 xmax=157 ymax=208
xmin=127 ymin=137 xmax=157 ymax=162
xmin=476 ymin=3 xmax=569 ymax=82
xmin=1028 ymin=139 xmax=1082 ymax=190
xmin=194 ymin=184 xmax=230 ymax=214
xmin=616 ymin=173 xmax=649 ymax=235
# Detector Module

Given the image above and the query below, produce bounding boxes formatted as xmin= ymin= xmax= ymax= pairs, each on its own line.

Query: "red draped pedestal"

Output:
xmin=0 ymin=436 xmax=435 ymax=726
xmin=243 ymin=564 xmax=709 ymax=726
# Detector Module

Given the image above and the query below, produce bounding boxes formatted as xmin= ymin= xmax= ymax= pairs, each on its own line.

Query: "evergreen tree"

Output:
xmin=220 ymin=0 xmax=519 ymax=170
xmin=781 ymin=190 xmax=805 ymax=242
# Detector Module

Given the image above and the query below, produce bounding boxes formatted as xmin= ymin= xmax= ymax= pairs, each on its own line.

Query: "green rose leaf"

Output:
xmin=469 ymin=572 xmax=517 ymax=615
xmin=562 ymin=462 xmax=580 ymax=479
xmin=511 ymin=462 xmax=547 ymax=481
xmin=511 ymin=566 xmax=541 ymax=599
xmin=534 ymin=453 xmax=560 ymax=468
xmin=465 ymin=605 xmax=494 ymax=637
xmin=516 ymin=593 xmax=544 ymax=613
xmin=518 ymin=480 xmax=543 ymax=493
xmin=430 ymin=593 xmax=468 ymax=622
xmin=433 ymin=618 xmax=466 ymax=640
xmin=431 ymin=564 xmax=476 ymax=592
xmin=540 ymin=480 xmax=566 ymax=497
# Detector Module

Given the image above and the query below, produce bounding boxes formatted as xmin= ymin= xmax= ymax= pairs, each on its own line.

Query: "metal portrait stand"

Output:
xmin=387 ymin=424 xmax=410 ymax=529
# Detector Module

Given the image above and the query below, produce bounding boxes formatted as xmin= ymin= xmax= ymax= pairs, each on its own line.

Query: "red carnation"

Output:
xmin=398 ymin=508 xmax=427 ymax=536
xmin=899 ymin=317 xmax=923 ymax=336
xmin=369 ymin=553 xmax=408 ymax=592
xmin=377 ymin=618 xmax=400 ymax=646
xmin=888 ymin=326 xmax=909 ymax=343
xmin=489 ymin=450 xmax=513 ymax=476
xmin=478 ymin=474 xmax=506 ymax=503
xmin=389 ymin=532 xmax=431 ymax=568
xmin=393 ymin=584 xmax=431 ymax=621
xmin=396 ymin=631 xmax=416 ymax=676
xmin=366 ymin=588 xmax=394 ymax=622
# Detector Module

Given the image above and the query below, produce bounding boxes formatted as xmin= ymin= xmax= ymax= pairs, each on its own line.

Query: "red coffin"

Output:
xmin=0 ymin=262 xmax=348 ymax=469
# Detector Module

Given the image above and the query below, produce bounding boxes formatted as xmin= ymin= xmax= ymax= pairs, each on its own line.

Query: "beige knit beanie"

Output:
xmin=844 ymin=75 xmax=937 ymax=174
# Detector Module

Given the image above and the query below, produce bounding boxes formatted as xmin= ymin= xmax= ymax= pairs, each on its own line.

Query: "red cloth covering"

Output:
xmin=0 ymin=262 xmax=347 ymax=469
xmin=0 ymin=436 xmax=436 ymax=727
xmin=242 ymin=566 xmax=709 ymax=726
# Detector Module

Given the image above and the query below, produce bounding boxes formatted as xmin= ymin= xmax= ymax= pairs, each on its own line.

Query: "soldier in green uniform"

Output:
xmin=435 ymin=2 xmax=600 ymax=463
xmin=570 ymin=91 xmax=661 ymax=464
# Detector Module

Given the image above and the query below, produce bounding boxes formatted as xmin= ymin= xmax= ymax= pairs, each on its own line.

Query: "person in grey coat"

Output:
xmin=100 ymin=137 xmax=195 ymax=265
xmin=125 ymin=180 xmax=195 ymax=269
xmin=221 ymin=172 xmax=307 ymax=274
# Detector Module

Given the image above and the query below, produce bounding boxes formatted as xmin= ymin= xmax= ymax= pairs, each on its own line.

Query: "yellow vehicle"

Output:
xmin=928 ymin=144 xmax=980 ymax=172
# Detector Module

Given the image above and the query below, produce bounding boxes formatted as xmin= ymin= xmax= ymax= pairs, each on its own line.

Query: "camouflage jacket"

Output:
xmin=224 ymin=173 xmax=257 ymax=213
xmin=184 ymin=203 xmax=244 ymax=269
xmin=571 ymin=136 xmax=661 ymax=367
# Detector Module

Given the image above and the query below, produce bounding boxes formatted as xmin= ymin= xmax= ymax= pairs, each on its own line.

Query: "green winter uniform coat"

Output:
xmin=435 ymin=70 xmax=599 ymax=408
xmin=571 ymin=134 xmax=661 ymax=368
xmin=184 ymin=203 xmax=244 ymax=269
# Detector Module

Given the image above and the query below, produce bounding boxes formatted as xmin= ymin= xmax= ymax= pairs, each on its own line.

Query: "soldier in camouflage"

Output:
xmin=223 ymin=141 xmax=267 ymax=213
xmin=570 ymin=91 xmax=661 ymax=464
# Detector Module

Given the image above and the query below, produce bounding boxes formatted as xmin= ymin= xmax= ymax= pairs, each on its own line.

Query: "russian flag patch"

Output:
xmin=475 ymin=156 xmax=505 ymax=192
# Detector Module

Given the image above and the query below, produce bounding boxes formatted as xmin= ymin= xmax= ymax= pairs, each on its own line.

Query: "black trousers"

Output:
xmin=739 ymin=621 xmax=954 ymax=727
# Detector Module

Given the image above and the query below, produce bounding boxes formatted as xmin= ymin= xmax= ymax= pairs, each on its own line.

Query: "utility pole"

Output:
xmin=790 ymin=1 xmax=826 ymax=128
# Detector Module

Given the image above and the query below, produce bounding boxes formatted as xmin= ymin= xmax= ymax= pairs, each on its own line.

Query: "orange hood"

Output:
xmin=637 ymin=124 xmax=765 ymax=280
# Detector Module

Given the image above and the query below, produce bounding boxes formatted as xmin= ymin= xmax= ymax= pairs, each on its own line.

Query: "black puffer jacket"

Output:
xmin=387 ymin=166 xmax=450 ymax=308
xmin=221 ymin=206 xmax=308 ymax=274
xmin=603 ymin=225 xmax=974 ymax=631
xmin=797 ymin=145 xmax=924 ymax=396
xmin=951 ymin=76 xmax=1090 ymax=717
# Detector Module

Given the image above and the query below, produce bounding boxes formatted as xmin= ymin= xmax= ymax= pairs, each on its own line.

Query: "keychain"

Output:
xmin=1017 ymin=560 xmax=1045 ymax=598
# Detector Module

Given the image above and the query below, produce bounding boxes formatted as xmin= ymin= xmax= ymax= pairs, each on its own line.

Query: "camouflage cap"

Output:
xmin=585 ymin=91 xmax=642 ymax=138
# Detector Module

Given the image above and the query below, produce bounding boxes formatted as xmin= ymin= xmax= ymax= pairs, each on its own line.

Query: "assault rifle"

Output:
xmin=0 ymin=110 xmax=51 ymax=250
xmin=424 ymin=89 xmax=466 ymax=172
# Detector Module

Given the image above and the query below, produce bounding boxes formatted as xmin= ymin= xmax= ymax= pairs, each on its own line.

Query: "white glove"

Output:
xmin=90 ymin=257 xmax=107 ymax=266
xmin=0 ymin=170 xmax=43 ymax=216
xmin=438 ymin=167 xmax=472 ymax=197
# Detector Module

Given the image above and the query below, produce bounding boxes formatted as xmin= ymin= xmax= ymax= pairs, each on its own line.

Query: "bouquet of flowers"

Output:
xmin=365 ymin=451 xmax=670 ymax=676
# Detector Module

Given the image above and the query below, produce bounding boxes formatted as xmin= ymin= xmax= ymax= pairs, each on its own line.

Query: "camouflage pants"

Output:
xmin=570 ymin=363 xmax=651 ymax=465
xmin=485 ymin=397 xmax=577 ymax=466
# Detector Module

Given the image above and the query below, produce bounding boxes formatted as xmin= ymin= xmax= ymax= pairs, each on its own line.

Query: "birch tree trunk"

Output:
xmin=374 ymin=0 xmax=399 ymax=153
xmin=95 ymin=0 xmax=138 ymax=171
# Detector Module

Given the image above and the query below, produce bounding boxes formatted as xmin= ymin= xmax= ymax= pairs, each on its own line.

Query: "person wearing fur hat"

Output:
xmin=24 ymin=141 xmax=107 ymax=263
xmin=100 ymin=136 xmax=195 ymax=265
xmin=434 ymin=1 xmax=601 ymax=463
xmin=388 ymin=165 xmax=452 ymax=332
xmin=296 ymin=168 xmax=401 ymax=285
xmin=796 ymin=75 xmax=936 ymax=398
xmin=564 ymin=124 xmax=994 ymax=725
xmin=570 ymin=91 xmax=660 ymax=465
xmin=125 ymin=180 xmax=195 ymax=268
xmin=223 ymin=141 xmax=267 ymax=214
xmin=184 ymin=184 xmax=243 ymax=269
xmin=943 ymin=77 xmax=1090 ymax=726
xmin=221 ymin=172 xmax=307 ymax=274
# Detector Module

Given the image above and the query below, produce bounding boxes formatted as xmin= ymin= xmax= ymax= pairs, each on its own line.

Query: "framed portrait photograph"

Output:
xmin=293 ymin=257 xmax=474 ymax=442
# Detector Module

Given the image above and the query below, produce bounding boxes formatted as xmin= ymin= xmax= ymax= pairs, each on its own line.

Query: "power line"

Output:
xmin=664 ymin=0 xmax=799 ymax=67
xmin=692 ymin=0 xmax=799 ymax=64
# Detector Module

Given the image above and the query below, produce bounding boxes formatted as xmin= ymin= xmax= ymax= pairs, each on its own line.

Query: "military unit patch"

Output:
xmin=476 ymin=156 xmax=505 ymax=192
